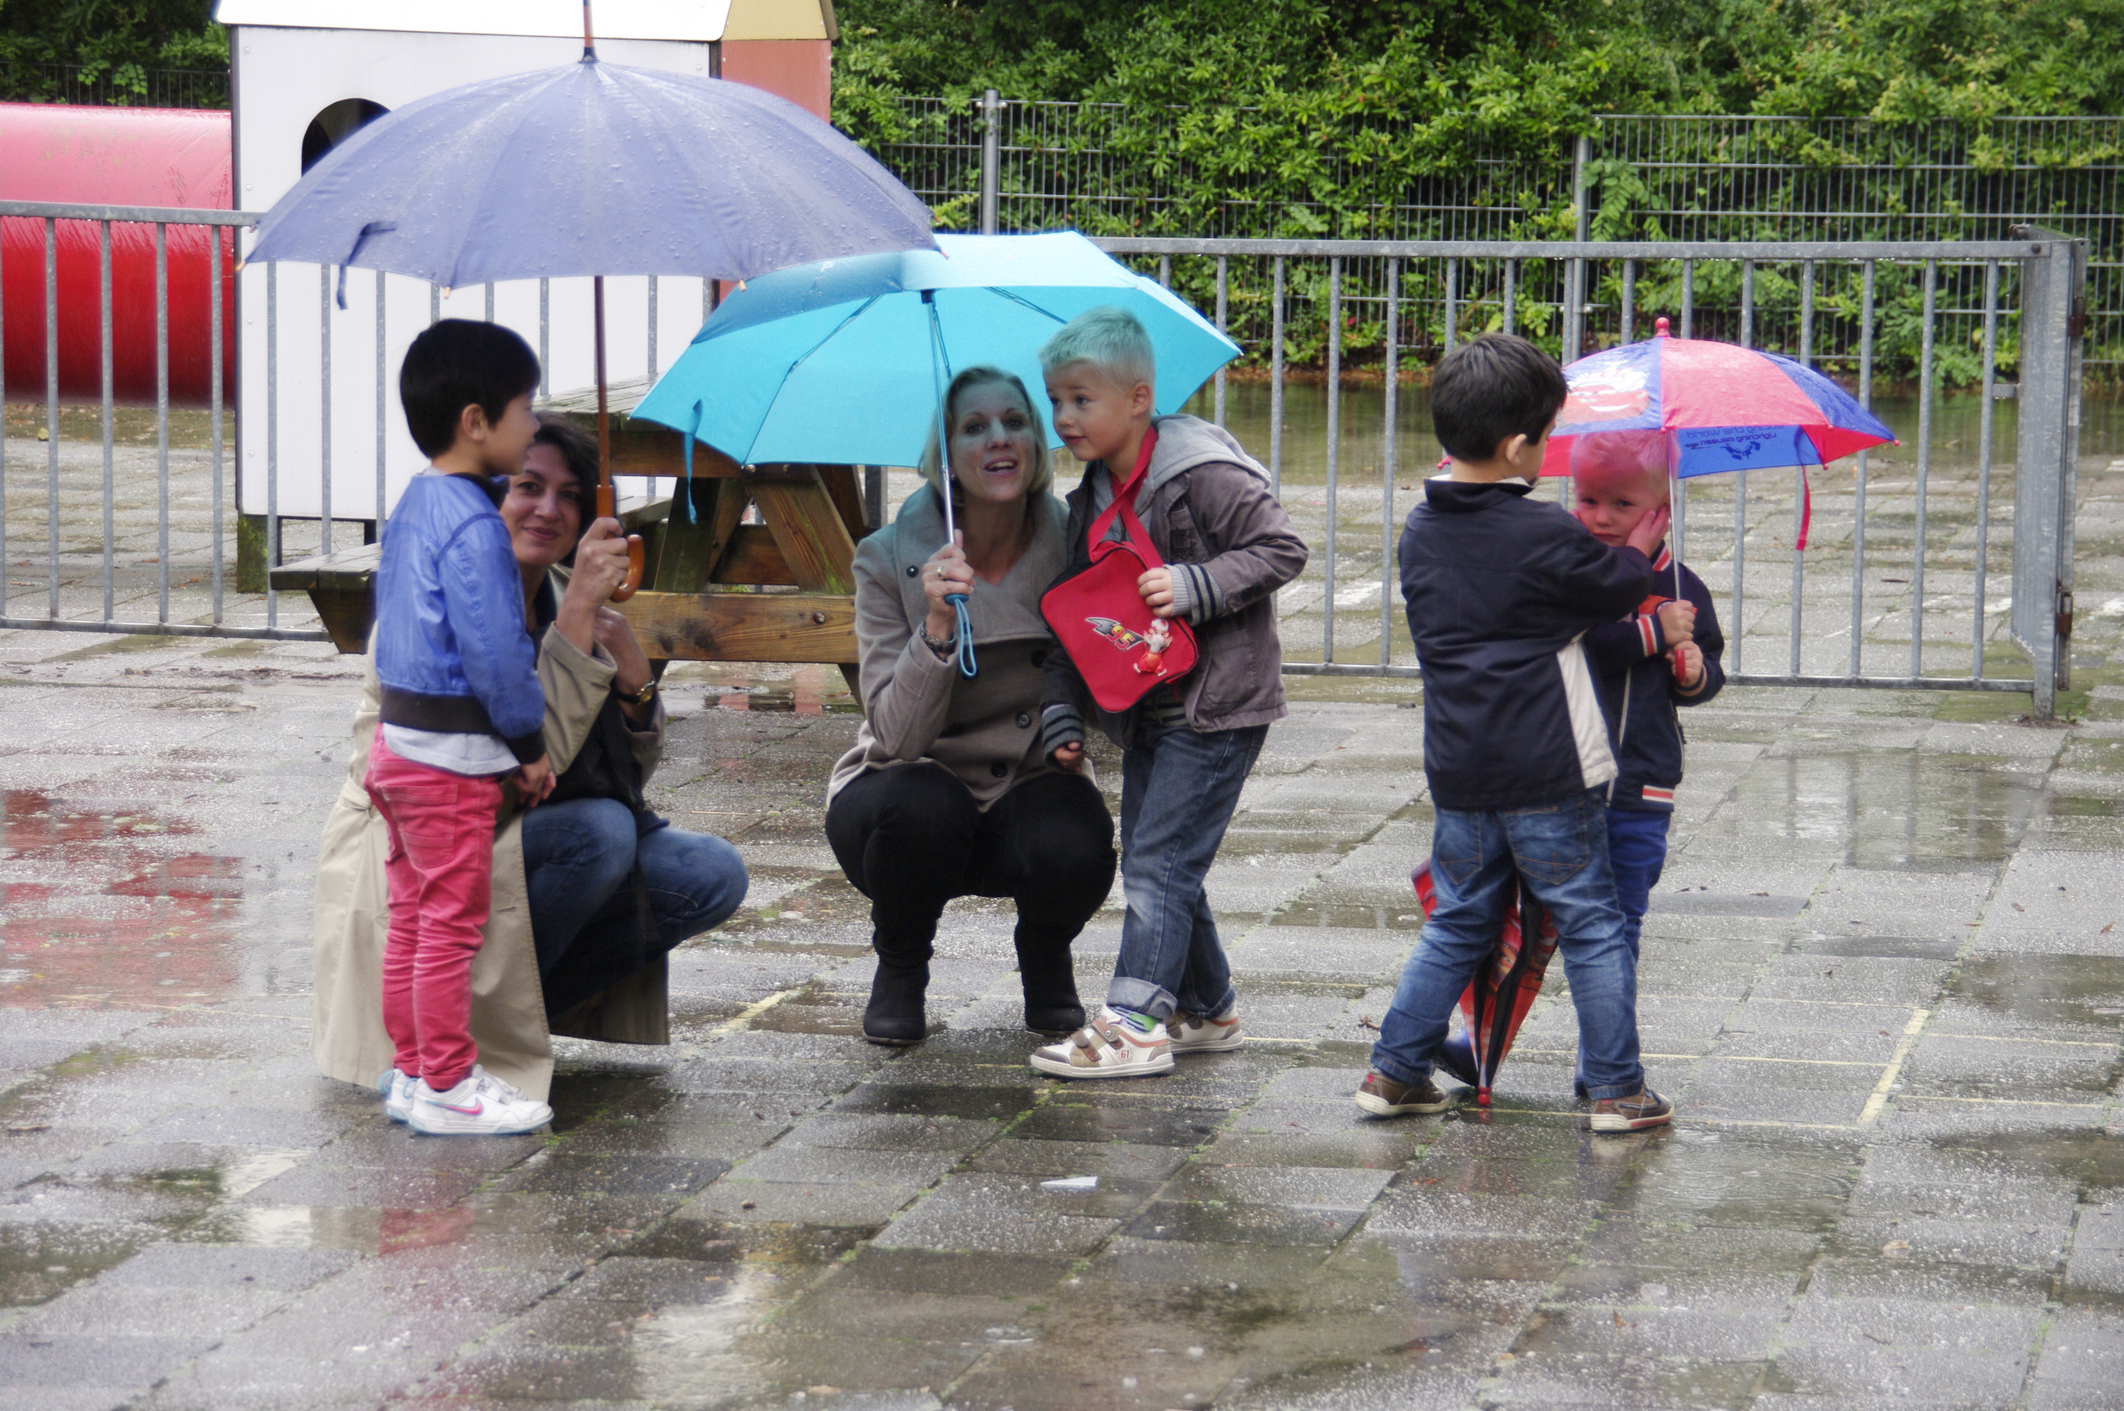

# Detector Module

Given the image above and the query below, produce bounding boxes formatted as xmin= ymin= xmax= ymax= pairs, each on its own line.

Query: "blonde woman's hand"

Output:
xmin=921 ymin=534 xmax=972 ymax=645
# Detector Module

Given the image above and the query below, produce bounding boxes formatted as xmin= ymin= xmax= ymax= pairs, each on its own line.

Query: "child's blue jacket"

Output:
xmin=372 ymin=472 xmax=546 ymax=764
xmin=1583 ymin=546 xmax=1724 ymax=812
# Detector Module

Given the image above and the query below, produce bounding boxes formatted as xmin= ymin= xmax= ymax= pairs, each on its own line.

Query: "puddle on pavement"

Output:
xmin=0 ymin=1221 xmax=164 ymax=1306
xmin=1931 ymin=1126 xmax=2124 ymax=1192
xmin=0 ymin=789 xmax=243 ymax=1007
xmin=1945 ymin=954 xmax=2124 ymax=1030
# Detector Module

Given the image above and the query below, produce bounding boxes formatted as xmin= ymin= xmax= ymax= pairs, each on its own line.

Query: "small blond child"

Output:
xmin=1032 ymin=306 xmax=1307 ymax=1078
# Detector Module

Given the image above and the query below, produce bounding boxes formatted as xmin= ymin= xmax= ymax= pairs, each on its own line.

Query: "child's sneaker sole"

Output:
xmin=1167 ymin=1009 xmax=1243 ymax=1054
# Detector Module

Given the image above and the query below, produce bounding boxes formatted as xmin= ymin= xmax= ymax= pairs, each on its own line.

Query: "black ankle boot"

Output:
xmin=1015 ymin=932 xmax=1084 ymax=1037
xmin=863 ymin=958 xmax=928 ymax=1046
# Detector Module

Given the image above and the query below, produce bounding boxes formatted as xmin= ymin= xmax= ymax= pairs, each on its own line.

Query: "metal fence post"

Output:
xmin=2009 ymin=227 xmax=2088 ymax=718
xmin=1568 ymin=134 xmax=1591 ymax=361
xmin=979 ymin=89 xmax=1001 ymax=236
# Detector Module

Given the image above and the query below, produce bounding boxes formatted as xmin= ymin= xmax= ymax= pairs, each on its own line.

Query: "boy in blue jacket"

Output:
xmin=368 ymin=319 xmax=555 ymax=1137
xmin=1357 ymin=334 xmax=1675 ymax=1133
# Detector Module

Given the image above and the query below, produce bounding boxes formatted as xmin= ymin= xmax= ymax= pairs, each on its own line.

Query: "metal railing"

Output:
xmin=1090 ymin=234 xmax=2084 ymax=716
xmin=0 ymin=201 xmax=2088 ymax=716
xmin=0 ymin=202 xmax=303 ymax=640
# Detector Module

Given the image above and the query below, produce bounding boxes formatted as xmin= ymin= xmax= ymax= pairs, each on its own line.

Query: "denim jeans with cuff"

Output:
xmin=1372 ymin=788 xmax=1647 ymax=1102
xmin=1107 ymin=721 xmax=1268 ymax=1023
xmin=520 ymin=797 xmax=749 ymax=1015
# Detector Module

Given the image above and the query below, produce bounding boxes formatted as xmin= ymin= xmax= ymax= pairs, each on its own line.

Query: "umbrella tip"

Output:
xmin=1655 ymin=317 xmax=1671 ymax=337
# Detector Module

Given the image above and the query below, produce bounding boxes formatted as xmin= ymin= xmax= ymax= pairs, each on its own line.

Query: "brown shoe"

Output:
xmin=1353 ymin=1071 xmax=1450 ymax=1117
xmin=1584 ymin=1089 xmax=1673 ymax=1133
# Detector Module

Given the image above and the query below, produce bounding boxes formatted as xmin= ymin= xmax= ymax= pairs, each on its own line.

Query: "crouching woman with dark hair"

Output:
xmin=314 ymin=414 xmax=749 ymax=1101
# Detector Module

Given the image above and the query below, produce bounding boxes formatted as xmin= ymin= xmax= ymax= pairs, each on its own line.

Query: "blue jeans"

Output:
xmin=1605 ymin=806 xmax=1670 ymax=963
xmin=1108 ymin=722 xmax=1267 ymax=1021
xmin=519 ymin=798 xmax=749 ymax=1014
xmin=1372 ymin=789 xmax=1645 ymax=1101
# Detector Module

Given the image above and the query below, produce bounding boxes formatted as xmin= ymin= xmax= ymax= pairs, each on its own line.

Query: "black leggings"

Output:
xmin=825 ymin=763 xmax=1116 ymax=964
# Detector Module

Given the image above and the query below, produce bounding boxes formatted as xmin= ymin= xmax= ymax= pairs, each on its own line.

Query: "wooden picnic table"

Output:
xmin=270 ymin=380 xmax=869 ymax=694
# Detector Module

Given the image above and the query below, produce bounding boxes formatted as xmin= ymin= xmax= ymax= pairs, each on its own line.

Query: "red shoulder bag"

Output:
xmin=1040 ymin=429 xmax=1200 ymax=713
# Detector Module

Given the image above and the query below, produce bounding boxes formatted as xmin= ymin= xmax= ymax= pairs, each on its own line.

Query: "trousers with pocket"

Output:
xmin=1372 ymin=788 xmax=1646 ymax=1101
xmin=365 ymin=735 xmax=503 ymax=1091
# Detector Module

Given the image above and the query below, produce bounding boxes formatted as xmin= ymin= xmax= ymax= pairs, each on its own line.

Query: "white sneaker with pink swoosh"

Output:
xmin=409 ymin=1065 xmax=553 ymax=1136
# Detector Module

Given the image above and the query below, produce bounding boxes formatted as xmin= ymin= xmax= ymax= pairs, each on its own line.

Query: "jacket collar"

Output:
xmin=1423 ymin=474 xmax=1535 ymax=510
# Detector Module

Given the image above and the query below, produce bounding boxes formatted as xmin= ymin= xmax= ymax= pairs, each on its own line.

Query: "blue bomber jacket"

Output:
xmin=1584 ymin=547 xmax=1725 ymax=812
xmin=372 ymin=471 xmax=547 ymax=764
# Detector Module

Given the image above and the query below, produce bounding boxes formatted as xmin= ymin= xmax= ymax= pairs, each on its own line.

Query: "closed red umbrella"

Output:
xmin=1411 ymin=859 xmax=1559 ymax=1108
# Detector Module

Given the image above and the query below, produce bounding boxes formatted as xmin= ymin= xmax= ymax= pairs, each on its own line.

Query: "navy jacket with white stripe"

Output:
xmin=1584 ymin=547 xmax=1725 ymax=813
xmin=1399 ymin=477 xmax=1654 ymax=813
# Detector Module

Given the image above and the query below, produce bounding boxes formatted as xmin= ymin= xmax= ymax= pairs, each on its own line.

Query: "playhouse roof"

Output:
xmin=213 ymin=1 xmax=737 ymax=42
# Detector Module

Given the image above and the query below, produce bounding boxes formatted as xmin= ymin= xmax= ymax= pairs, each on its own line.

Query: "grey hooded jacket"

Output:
xmin=1042 ymin=413 xmax=1308 ymax=749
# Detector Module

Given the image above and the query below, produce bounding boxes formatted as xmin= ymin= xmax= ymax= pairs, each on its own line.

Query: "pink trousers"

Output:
xmin=365 ymin=735 xmax=503 ymax=1092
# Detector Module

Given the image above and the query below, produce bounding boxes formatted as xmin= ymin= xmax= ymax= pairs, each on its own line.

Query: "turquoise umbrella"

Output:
xmin=633 ymin=230 xmax=1239 ymax=676
xmin=632 ymin=231 xmax=1239 ymax=470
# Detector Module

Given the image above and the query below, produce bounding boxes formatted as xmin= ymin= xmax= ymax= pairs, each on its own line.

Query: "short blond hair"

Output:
xmin=1038 ymin=305 xmax=1155 ymax=394
xmin=917 ymin=365 xmax=1053 ymax=499
xmin=1570 ymin=430 xmax=1670 ymax=503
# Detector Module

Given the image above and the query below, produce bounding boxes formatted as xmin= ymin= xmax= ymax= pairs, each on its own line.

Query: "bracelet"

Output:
xmin=618 ymin=679 xmax=657 ymax=706
xmin=917 ymin=625 xmax=957 ymax=659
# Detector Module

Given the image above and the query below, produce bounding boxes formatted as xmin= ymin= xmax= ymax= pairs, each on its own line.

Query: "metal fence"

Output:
xmin=864 ymin=99 xmax=2124 ymax=375
xmin=3 ymin=64 xmax=230 ymax=109
xmin=1090 ymin=233 xmax=2084 ymax=716
xmin=0 ymin=201 xmax=2089 ymax=716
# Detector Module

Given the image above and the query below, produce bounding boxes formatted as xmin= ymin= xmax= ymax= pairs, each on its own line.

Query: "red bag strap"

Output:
xmin=1083 ymin=426 xmax=1161 ymax=565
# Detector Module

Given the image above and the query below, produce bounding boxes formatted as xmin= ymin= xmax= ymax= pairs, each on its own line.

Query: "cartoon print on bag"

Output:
xmin=1136 ymin=620 xmax=1172 ymax=676
xmin=1086 ymin=618 xmax=1147 ymax=650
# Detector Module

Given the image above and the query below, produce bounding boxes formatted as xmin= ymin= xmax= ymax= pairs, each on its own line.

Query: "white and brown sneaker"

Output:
xmin=1167 ymin=1007 xmax=1243 ymax=1054
xmin=1029 ymin=1007 xmax=1175 ymax=1079
xmin=1583 ymin=1089 xmax=1673 ymax=1133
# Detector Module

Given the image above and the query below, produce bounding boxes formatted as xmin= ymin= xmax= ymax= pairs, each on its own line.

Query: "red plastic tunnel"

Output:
xmin=0 ymin=103 xmax=235 ymax=409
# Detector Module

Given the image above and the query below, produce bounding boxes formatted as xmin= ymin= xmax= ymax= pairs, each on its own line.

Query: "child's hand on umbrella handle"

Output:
xmin=1624 ymin=503 xmax=1671 ymax=559
xmin=1671 ymin=639 xmax=1704 ymax=690
xmin=1656 ymin=598 xmax=1695 ymax=647
xmin=1051 ymin=741 xmax=1086 ymax=772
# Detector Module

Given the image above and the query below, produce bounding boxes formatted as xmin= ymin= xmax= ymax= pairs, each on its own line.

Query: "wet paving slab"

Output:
xmin=5 ymin=476 xmax=2124 ymax=1405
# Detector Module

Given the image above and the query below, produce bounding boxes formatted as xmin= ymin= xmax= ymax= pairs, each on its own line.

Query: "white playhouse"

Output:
xmin=214 ymin=0 xmax=839 ymax=529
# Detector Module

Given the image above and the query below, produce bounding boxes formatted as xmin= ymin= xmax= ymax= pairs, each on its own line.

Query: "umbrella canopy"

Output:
xmin=245 ymin=57 xmax=938 ymax=289
xmin=631 ymin=231 xmax=1240 ymax=467
xmin=1540 ymin=318 xmax=1895 ymax=479
xmin=1412 ymin=859 xmax=1559 ymax=1108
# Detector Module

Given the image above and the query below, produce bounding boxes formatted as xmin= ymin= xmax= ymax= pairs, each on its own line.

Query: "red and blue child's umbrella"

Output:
xmin=1540 ymin=317 xmax=1896 ymax=490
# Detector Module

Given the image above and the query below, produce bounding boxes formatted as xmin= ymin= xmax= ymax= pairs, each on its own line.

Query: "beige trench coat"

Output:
xmin=311 ymin=589 xmax=669 ymax=1101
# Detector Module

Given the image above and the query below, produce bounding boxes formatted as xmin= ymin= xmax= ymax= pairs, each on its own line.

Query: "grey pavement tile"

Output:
xmin=1006 ymin=1099 xmax=1229 ymax=1146
xmin=0 ymin=1332 xmax=218 ymax=1387
xmin=871 ymin=1195 xmax=1122 ymax=1255
xmin=962 ymin=1138 xmax=1190 ymax=1182
xmin=494 ymin=1153 xmax=728 ymax=1199
xmin=730 ymin=1143 xmax=956 ymax=1187
xmin=1119 ymin=1197 xmax=1362 ymax=1248
xmin=681 ymin=1177 xmax=917 ymax=1227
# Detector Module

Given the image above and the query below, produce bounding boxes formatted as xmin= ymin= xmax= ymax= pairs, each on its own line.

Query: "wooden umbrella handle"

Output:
xmin=595 ymin=479 xmax=644 ymax=603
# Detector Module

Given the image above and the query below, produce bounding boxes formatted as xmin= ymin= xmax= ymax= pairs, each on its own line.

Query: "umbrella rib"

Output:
xmin=987 ymin=288 xmax=1071 ymax=324
xmin=743 ymin=297 xmax=883 ymax=463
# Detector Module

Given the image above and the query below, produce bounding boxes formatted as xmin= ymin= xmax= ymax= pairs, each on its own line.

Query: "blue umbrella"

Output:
xmin=632 ymin=230 xmax=1239 ymax=675
xmin=242 ymin=7 xmax=939 ymax=598
xmin=631 ymin=231 xmax=1240 ymax=470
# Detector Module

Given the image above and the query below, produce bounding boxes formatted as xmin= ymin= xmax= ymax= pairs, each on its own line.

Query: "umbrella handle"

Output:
xmin=595 ymin=479 xmax=645 ymax=603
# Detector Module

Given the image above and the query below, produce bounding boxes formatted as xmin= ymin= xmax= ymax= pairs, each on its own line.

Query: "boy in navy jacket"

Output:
xmin=367 ymin=319 xmax=555 ymax=1137
xmin=1357 ymin=334 xmax=1675 ymax=1133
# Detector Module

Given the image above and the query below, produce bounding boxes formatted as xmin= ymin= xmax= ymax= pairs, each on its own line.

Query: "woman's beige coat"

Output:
xmin=311 ymin=592 xmax=668 ymax=1101
xmin=829 ymin=484 xmax=1071 ymax=808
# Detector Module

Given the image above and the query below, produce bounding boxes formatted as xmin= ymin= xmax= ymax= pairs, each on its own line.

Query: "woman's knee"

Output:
xmin=829 ymin=763 xmax=980 ymax=883
xmin=638 ymin=828 xmax=749 ymax=937
xmin=522 ymin=797 xmax=638 ymax=890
